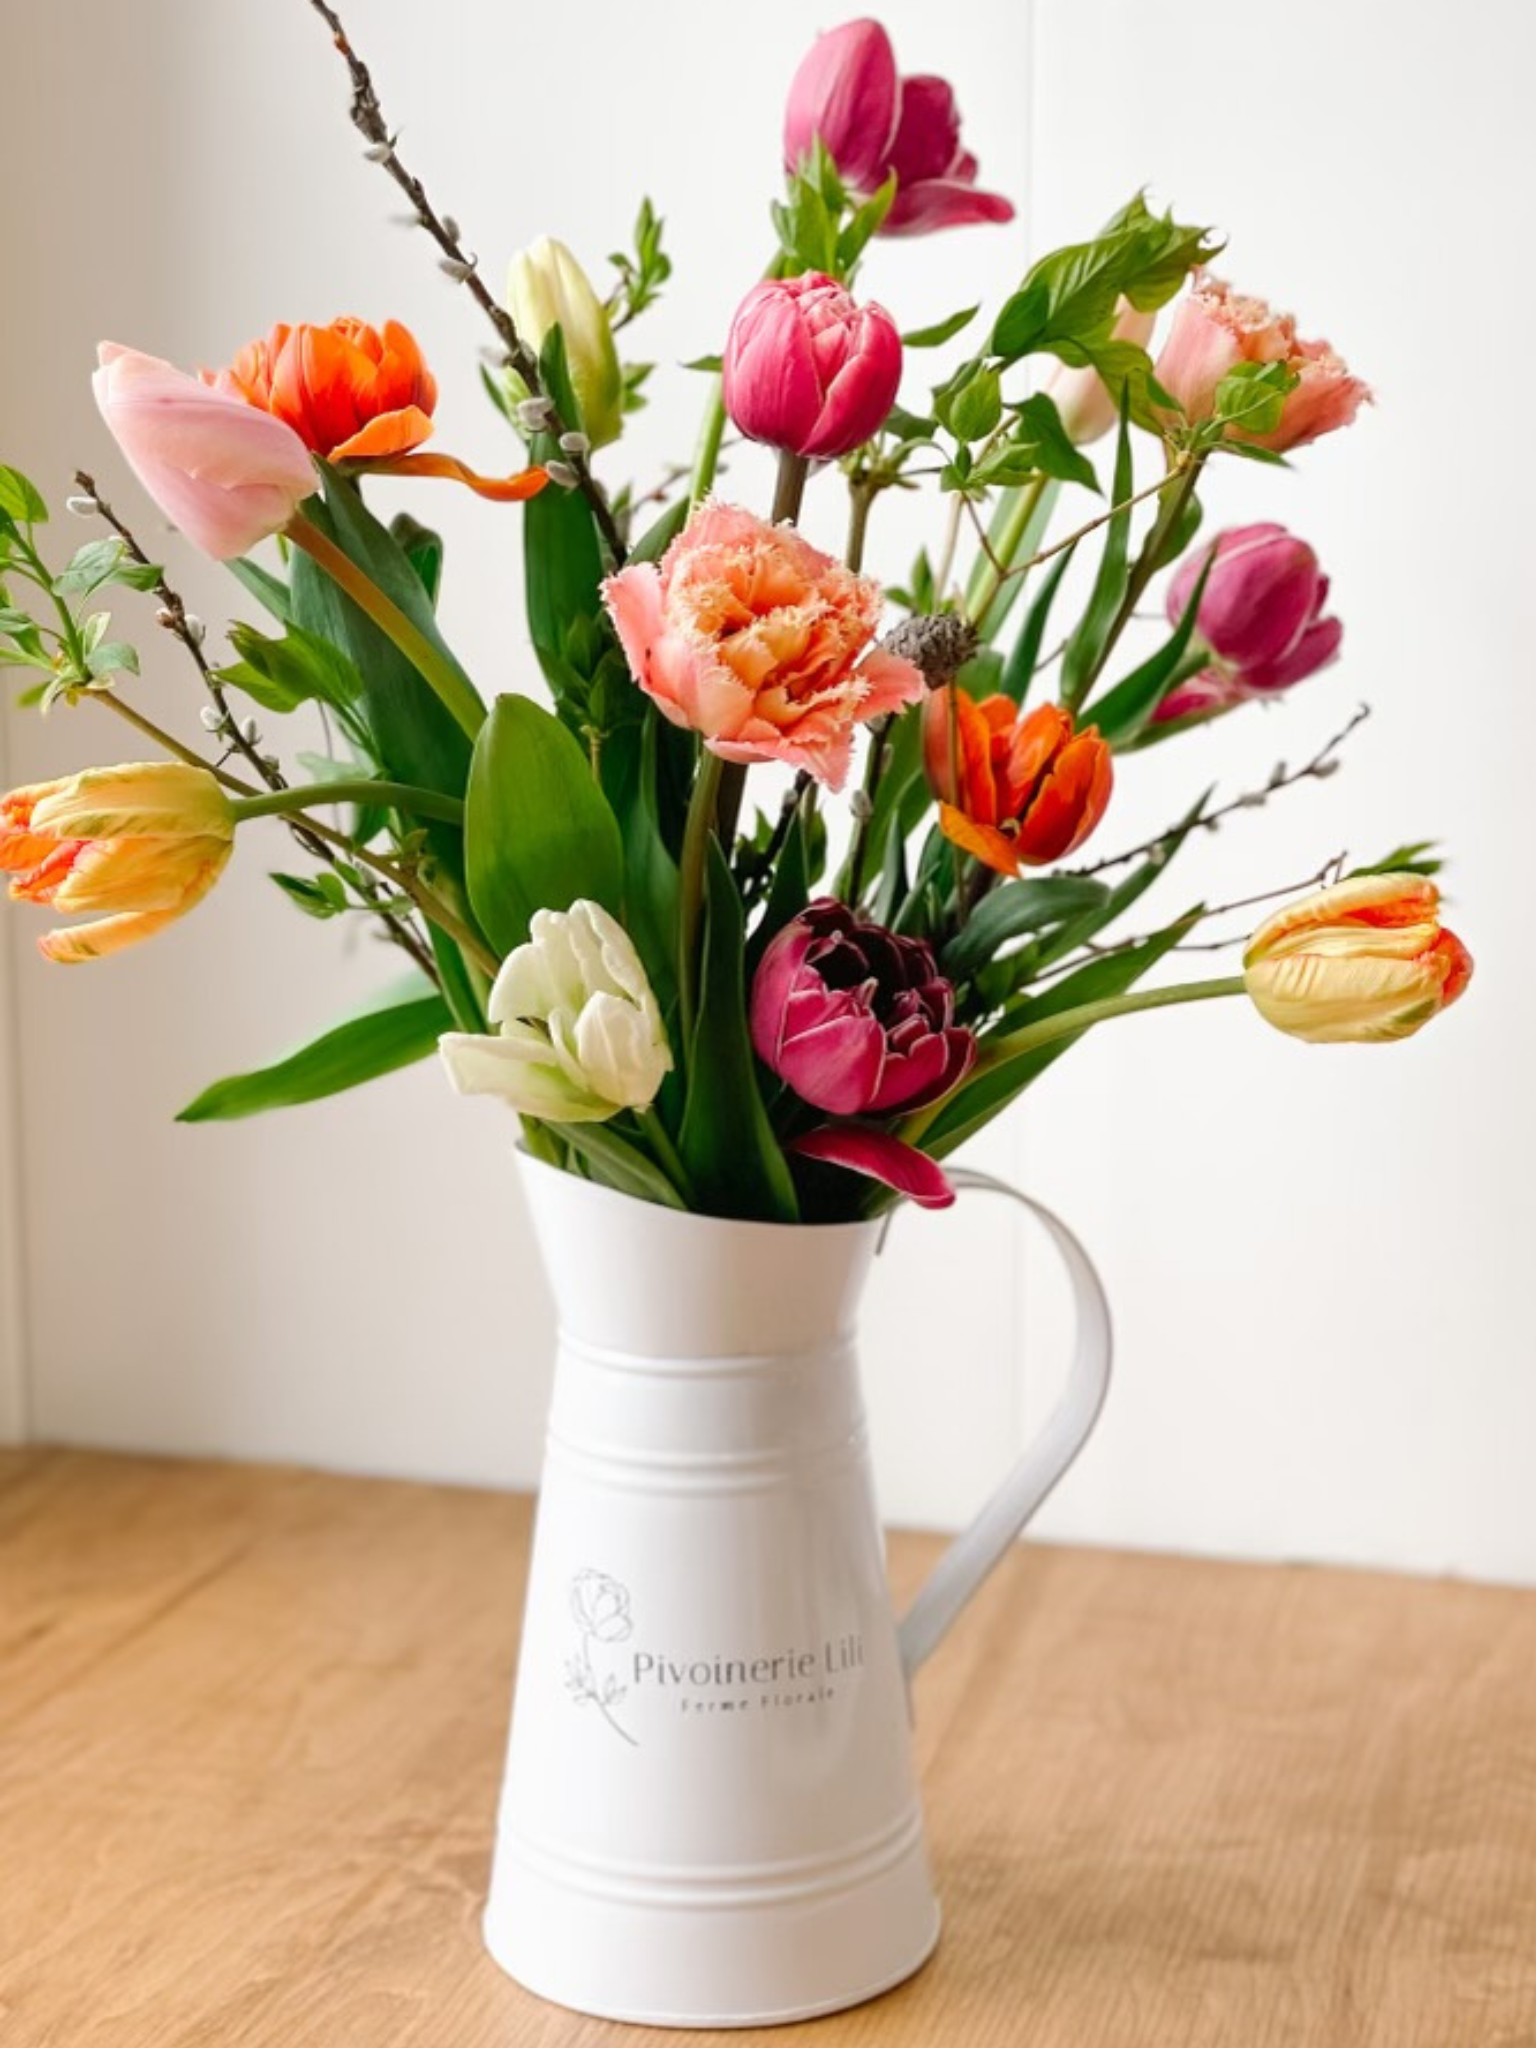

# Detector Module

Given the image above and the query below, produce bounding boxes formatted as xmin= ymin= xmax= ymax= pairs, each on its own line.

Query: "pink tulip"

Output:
xmin=94 ymin=343 xmax=316 ymax=560
xmin=751 ymin=901 xmax=974 ymax=1117
xmin=1155 ymin=522 xmax=1343 ymax=724
xmin=1045 ymin=300 xmax=1157 ymax=447
xmin=722 ymin=273 xmax=902 ymax=460
xmin=1154 ymin=275 xmax=1370 ymax=452
xmin=783 ymin=19 xmax=1014 ymax=237
xmin=602 ymin=503 xmax=923 ymax=790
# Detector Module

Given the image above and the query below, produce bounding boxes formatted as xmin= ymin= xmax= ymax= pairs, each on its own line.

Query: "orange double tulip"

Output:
xmin=922 ymin=689 xmax=1113 ymax=876
xmin=217 ymin=317 xmax=439 ymax=462
xmin=210 ymin=316 xmax=546 ymax=503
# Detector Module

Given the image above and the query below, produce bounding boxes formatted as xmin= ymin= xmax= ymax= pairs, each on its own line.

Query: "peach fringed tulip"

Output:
xmin=601 ymin=502 xmax=924 ymax=791
xmin=923 ymin=691 xmax=1112 ymax=877
xmin=1155 ymin=275 xmax=1371 ymax=453
xmin=93 ymin=344 xmax=316 ymax=561
xmin=0 ymin=763 xmax=235 ymax=963
xmin=1243 ymin=874 xmax=1473 ymax=1044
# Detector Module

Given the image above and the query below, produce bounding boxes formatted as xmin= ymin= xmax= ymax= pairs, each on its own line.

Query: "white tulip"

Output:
xmin=439 ymin=900 xmax=671 ymax=1123
xmin=506 ymin=237 xmax=624 ymax=450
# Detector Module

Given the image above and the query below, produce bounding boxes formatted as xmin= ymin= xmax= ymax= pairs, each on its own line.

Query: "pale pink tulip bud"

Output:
xmin=1044 ymin=299 xmax=1157 ymax=446
xmin=722 ymin=272 xmax=902 ymax=461
xmin=1155 ymin=523 xmax=1342 ymax=724
xmin=93 ymin=343 xmax=316 ymax=560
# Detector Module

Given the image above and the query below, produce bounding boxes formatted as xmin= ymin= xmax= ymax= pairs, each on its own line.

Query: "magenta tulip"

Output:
xmin=783 ymin=19 xmax=1014 ymax=237
xmin=751 ymin=900 xmax=974 ymax=1117
xmin=1157 ymin=523 xmax=1343 ymax=724
xmin=93 ymin=343 xmax=316 ymax=560
xmin=722 ymin=273 xmax=902 ymax=461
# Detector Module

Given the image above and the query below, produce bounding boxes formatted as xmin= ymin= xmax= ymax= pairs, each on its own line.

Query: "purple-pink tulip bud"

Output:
xmin=1156 ymin=522 xmax=1342 ymax=722
xmin=751 ymin=900 xmax=975 ymax=1118
xmin=783 ymin=19 xmax=1015 ymax=237
xmin=722 ymin=273 xmax=903 ymax=462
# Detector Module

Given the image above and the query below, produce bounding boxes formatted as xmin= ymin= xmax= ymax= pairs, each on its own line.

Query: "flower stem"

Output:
xmin=282 ymin=510 xmax=485 ymax=741
xmin=840 ymin=717 xmax=889 ymax=904
xmin=771 ymin=452 xmax=810 ymax=526
xmin=933 ymin=490 xmax=965 ymax=602
xmin=896 ymin=974 xmax=1246 ymax=1152
xmin=676 ymin=749 xmax=725 ymax=1051
xmin=966 ymin=474 xmax=1048 ymax=638
xmin=845 ymin=479 xmax=874 ymax=573
xmin=1074 ymin=453 xmax=1207 ymax=700
xmin=980 ymin=974 xmax=1246 ymax=1066
xmin=689 ymin=379 xmax=728 ymax=510
xmin=231 ymin=780 xmax=465 ymax=827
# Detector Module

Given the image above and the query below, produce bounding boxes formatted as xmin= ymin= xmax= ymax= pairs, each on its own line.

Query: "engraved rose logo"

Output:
xmin=565 ymin=1569 xmax=636 ymax=1746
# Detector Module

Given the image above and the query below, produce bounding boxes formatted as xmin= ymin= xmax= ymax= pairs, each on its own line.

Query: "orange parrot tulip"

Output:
xmin=922 ymin=690 xmax=1113 ymax=876
xmin=0 ymin=763 xmax=235 ymax=963
xmin=1243 ymin=873 xmax=1473 ymax=1043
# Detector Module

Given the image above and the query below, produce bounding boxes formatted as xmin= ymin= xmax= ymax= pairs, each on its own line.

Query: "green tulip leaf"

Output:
xmin=524 ymin=326 xmax=608 ymax=702
xmin=926 ymin=914 xmax=1197 ymax=1158
xmin=178 ymin=987 xmax=451 ymax=1122
xmin=466 ymin=692 xmax=625 ymax=957
xmin=289 ymin=473 xmax=478 ymax=848
xmin=680 ymin=842 xmax=798 ymax=1223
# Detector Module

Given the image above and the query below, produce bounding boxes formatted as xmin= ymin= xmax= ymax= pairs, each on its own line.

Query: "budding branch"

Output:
xmin=304 ymin=0 xmax=626 ymax=565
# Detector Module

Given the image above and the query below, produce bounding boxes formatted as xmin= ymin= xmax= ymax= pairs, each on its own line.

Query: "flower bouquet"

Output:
xmin=0 ymin=6 xmax=1475 ymax=2025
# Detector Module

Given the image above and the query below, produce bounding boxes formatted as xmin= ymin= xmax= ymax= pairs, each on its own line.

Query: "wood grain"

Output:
xmin=2 ymin=1448 xmax=1534 ymax=2046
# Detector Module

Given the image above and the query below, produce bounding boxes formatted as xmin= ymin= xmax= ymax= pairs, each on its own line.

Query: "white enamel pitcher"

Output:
xmin=484 ymin=1149 xmax=1112 ymax=2028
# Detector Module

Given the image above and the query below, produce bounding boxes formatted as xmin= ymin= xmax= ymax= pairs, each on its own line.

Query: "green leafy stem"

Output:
xmin=230 ymin=780 xmax=465 ymax=827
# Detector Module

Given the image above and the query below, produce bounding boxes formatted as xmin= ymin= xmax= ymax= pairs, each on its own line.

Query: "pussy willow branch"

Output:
xmin=1064 ymin=705 xmax=1372 ymax=880
xmin=303 ymin=0 xmax=626 ymax=565
xmin=933 ymin=492 xmax=965 ymax=603
xmin=1021 ymin=853 xmax=1347 ymax=989
xmin=970 ymin=455 xmax=1195 ymax=606
xmin=76 ymin=473 xmax=279 ymax=790
xmin=75 ymin=471 xmax=440 ymax=985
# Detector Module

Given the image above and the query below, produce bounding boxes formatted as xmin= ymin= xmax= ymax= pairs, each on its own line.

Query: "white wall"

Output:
xmin=2 ymin=0 xmax=1531 ymax=1582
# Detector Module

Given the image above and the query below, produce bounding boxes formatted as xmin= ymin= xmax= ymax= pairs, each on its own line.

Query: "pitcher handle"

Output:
xmin=895 ymin=1167 xmax=1113 ymax=1679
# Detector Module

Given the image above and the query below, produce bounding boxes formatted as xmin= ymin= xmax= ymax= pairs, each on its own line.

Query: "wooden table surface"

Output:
xmin=3 ymin=1449 xmax=1535 ymax=2047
